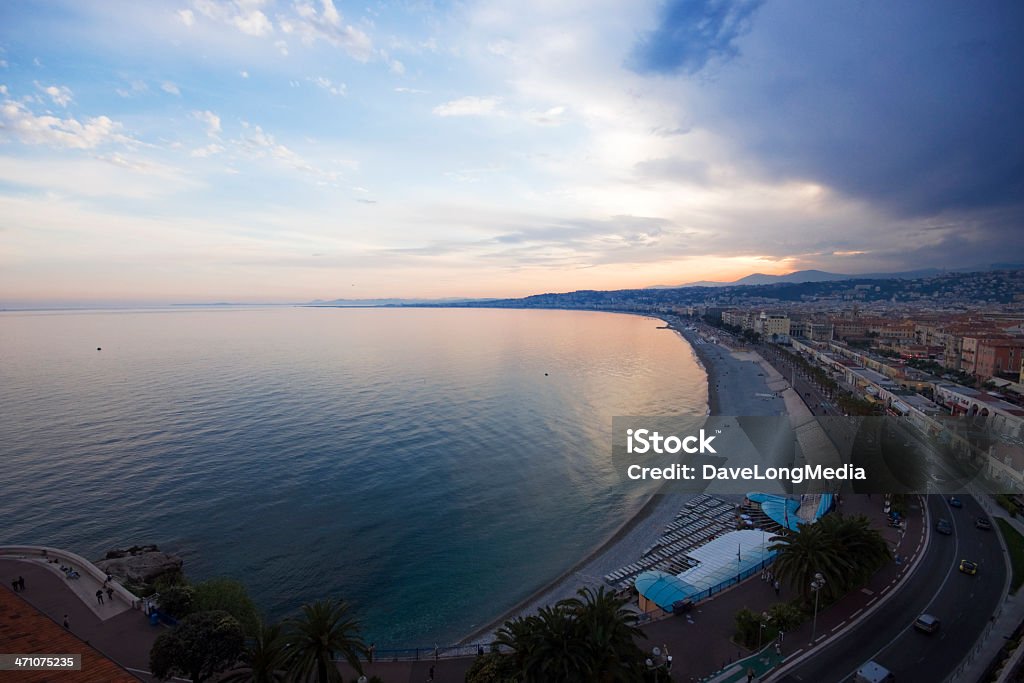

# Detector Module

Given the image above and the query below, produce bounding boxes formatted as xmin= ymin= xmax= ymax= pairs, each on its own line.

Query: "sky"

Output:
xmin=1 ymin=0 xmax=1022 ymax=304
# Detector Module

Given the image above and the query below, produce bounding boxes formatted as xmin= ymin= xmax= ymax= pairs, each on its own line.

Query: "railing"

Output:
xmin=355 ymin=642 xmax=500 ymax=662
xmin=0 ymin=544 xmax=140 ymax=609
xmin=942 ymin=603 xmax=1002 ymax=683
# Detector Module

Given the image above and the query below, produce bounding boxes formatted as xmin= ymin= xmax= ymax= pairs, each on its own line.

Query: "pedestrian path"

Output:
xmin=703 ymin=645 xmax=784 ymax=682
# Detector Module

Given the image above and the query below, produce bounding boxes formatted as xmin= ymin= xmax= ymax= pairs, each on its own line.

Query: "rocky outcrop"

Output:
xmin=95 ymin=545 xmax=183 ymax=584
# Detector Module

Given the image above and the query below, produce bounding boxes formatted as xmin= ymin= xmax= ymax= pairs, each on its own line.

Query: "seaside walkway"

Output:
xmin=0 ymin=554 xmax=159 ymax=681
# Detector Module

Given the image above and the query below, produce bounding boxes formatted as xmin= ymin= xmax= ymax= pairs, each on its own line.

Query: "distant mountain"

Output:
xmin=651 ymin=267 xmax=946 ymax=289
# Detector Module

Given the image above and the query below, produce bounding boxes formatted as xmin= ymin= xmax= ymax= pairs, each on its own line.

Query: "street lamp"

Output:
xmin=757 ymin=611 xmax=771 ymax=651
xmin=810 ymin=572 xmax=826 ymax=644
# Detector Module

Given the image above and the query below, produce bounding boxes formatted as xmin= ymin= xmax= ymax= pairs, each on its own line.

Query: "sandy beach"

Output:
xmin=460 ymin=317 xmax=787 ymax=644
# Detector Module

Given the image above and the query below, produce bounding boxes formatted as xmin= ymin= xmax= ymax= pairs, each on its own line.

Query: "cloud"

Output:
xmin=192 ymin=109 xmax=222 ymax=137
xmin=395 ymin=87 xmax=428 ymax=94
xmin=190 ymin=143 xmax=225 ymax=158
xmin=278 ymin=0 xmax=373 ymax=61
xmin=629 ymin=0 xmax=764 ymax=74
xmin=643 ymin=2 xmax=1024 ymax=221
xmin=308 ymin=76 xmax=346 ymax=96
xmin=34 ymin=82 xmax=73 ymax=107
xmin=433 ymin=96 xmax=502 ymax=117
xmin=0 ymin=99 xmax=134 ymax=149
xmin=178 ymin=9 xmax=195 ymax=27
xmin=523 ymin=105 xmax=566 ymax=126
xmin=192 ymin=0 xmax=274 ymax=37
xmin=160 ymin=81 xmax=181 ymax=96
xmin=634 ymin=157 xmax=710 ymax=185
xmin=116 ymin=80 xmax=149 ymax=98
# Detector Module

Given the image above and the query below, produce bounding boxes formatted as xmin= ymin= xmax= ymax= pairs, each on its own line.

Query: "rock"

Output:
xmin=96 ymin=548 xmax=182 ymax=584
xmin=104 ymin=544 xmax=160 ymax=560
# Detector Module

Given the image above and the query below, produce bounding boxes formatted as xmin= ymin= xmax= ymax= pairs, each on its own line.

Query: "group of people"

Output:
xmin=10 ymin=576 xmax=26 ymax=592
xmin=760 ymin=567 xmax=782 ymax=596
xmin=96 ymin=580 xmax=115 ymax=605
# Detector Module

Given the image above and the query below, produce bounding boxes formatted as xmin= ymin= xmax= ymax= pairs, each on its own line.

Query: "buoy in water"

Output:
xmin=97 ymin=347 xmax=102 ymax=351
xmin=544 ymin=372 xmax=548 ymax=376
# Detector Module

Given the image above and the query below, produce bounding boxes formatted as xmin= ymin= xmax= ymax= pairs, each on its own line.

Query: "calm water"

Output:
xmin=0 ymin=307 xmax=705 ymax=646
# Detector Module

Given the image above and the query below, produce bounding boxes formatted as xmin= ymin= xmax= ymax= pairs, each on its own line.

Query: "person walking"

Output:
xmin=96 ymin=589 xmax=104 ymax=605
xmin=17 ymin=576 xmax=25 ymax=591
xmin=773 ymin=579 xmax=781 ymax=596
xmin=10 ymin=578 xmax=18 ymax=592
xmin=63 ymin=614 xmax=70 ymax=629
xmin=106 ymin=587 xmax=114 ymax=602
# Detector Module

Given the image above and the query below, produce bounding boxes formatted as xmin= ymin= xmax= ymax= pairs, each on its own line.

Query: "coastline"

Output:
xmin=460 ymin=315 xmax=774 ymax=645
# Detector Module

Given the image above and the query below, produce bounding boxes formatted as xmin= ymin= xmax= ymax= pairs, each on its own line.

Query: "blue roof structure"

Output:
xmin=635 ymin=530 xmax=777 ymax=611
xmin=746 ymin=492 xmax=834 ymax=531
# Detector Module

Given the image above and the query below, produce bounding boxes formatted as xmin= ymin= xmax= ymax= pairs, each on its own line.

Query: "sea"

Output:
xmin=0 ymin=306 xmax=706 ymax=647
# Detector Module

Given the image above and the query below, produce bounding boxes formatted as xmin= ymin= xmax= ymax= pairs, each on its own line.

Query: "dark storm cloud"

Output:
xmin=630 ymin=1 xmax=1024 ymax=249
xmin=630 ymin=0 xmax=764 ymax=74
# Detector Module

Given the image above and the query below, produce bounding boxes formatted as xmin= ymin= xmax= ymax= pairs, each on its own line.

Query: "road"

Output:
xmin=774 ymin=494 xmax=1006 ymax=682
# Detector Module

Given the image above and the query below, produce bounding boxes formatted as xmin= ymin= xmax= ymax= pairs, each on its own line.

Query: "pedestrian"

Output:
xmin=760 ymin=568 xmax=766 ymax=581
xmin=106 ymin=587 xmax=114 ymax=602
xmin=747 ymin=667 xmax=755 ymax=682
xmin=96 ymin=589 xmax=104 ymax=605
xmin=428 ymin=664 xmax=435 ymax=682
xmin=17 ymin=576 xmax=25 ymax=591
xmin=63 ymin=614 xmax=70 ymax=629
xmin=10 ymin=578 xmax=18 ymax=592
xmin=773 ymin=579 xmax=780 ymax=596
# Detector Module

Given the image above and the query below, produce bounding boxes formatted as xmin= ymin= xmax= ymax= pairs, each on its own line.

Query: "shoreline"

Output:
xmin=460 ymin=314 xmax=739 ymax=645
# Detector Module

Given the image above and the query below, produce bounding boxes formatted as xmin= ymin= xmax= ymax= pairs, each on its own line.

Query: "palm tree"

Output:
xmin=220 ymin=621 xmax=289 ymax=683
xmin=518 ymin=605 xmax=592 ymax=682
xmin=285 ymin=599 xmax=368 ymax=682
xmin=557 ymin=586 xmax=646 ymax=682
xmin=817 ymin=514 xmax=890 ymax=587
xmin=768 ymin=525 xmax=849 ymax=601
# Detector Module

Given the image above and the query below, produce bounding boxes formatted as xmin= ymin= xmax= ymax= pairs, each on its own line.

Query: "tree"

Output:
xmin=285 ymin=599 xmax=369 ymax=682
xmin=158 ymin=584 xmax=196 ymax=619
xmin=558 ymin=586 xmax=647 ymax=682
xmin=193 ymin=578 xmax=261 ymax=637
xmin=150 ymin=611 xmax=245 ymax=683
xmin=492 ymin=587 xmax=648 ymax=682
xmin=220 ymin=621 xmax=289 ymax=683
xmin=768 ymin=525 xmax=847 ymax=601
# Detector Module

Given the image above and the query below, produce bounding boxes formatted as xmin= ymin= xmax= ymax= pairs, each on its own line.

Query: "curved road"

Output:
xmin=775 ymin=494 xmax=1006 ymax=682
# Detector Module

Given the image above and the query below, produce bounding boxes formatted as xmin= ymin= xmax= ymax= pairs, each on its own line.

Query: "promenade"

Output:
xmin=0 ymin=556 xmax=158 ymax=681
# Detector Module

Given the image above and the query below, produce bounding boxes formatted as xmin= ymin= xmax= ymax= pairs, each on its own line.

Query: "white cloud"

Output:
xmin=309 ymin=76 xmax=345 ymax=96
xmin=161 ymin=81 xmax=181 ymax=96
xmin=190 ymin=143 xmax=225 ymax=158
xmin=34 ymin=82 xmax=73 ymax=107
xmin=192 ymin=109 xmax=222 ymax=137
xmin=274 ymin=39 xmax=289 ymax=56
xmin=433 ymin=96 xmax=502 ymax=117
xmin=524 ymin=105 xmax=567 ymax=126
xmin=395 ymin=87 xmax=428 ymax=94
xmin=240 ymin=70 xmax=250 ymax=78
xmin=389 ymin=59 xmax=405 ymax=75
xmin=0 ymin=99 xmax=134 ymax=149
xmin=0 ymin=85 xmax=7 ymax=96
xmin=192 ymin=0 xmax=273 ymax=37
xmin=279 ymin=0 xmax=373 ymax=61
xmin=116 ymin=80 xmax=149 ymax=98
xmin=178 ymin=8 xmax=195 ymax=27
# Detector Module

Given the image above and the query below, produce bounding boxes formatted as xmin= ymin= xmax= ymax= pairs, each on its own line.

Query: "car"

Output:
xmin=935 ymin=519 xmax=952 ymax=535
xmin=913 ymin=613 xmax=941 ymax=633
xmin=959 ymin=559 xmax=979 ymax=575
xmin=949 ymin=496 xmax=963 ymax=508
xmin=976 ymin=517 xmax=992 ymax=530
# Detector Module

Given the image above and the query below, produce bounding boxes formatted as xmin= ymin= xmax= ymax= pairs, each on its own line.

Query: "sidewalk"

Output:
xmin=0 ymin=558 xmax=159 ymax=681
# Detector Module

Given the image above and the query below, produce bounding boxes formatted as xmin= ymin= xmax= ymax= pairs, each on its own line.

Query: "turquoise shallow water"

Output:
xmin=0 ymin=307 xmax=705 ymax=646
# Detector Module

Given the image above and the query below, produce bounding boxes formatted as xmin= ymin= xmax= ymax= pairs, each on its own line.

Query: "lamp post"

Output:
xmin=757 ymin=611 xmax=771 ymax=651
xmin=810 ymin=572 xmax=826 ymax=644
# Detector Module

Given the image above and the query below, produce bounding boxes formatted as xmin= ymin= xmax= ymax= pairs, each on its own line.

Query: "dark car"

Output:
xmin=914 ymin=613 xmax=941 ymax=633
xmin=949 ymin=497 xmax=963 ymax=508
xmin=976 ymin=517 xmax=993 ymax=530
xmin=935 ymin=519 xmax=953 ymax=535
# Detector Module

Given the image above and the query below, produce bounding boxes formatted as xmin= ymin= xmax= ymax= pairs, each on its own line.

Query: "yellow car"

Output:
xmin=959 ymin=559 xmax=979 ymax=575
